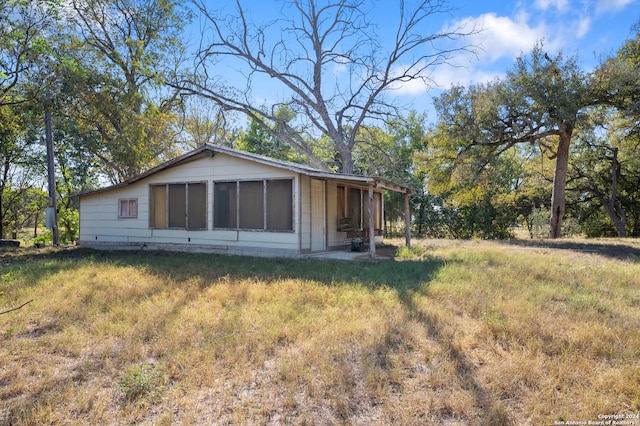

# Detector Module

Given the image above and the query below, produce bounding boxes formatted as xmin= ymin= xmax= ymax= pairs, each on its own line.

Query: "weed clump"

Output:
xmin=117 ymin=363 xmax=165 ymax=406
xmin=395 ymin=245 xmax=427 ymax=260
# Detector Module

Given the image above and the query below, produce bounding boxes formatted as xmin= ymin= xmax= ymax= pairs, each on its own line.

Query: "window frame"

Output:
xmin=118 ymin=198 xmax=138 ymax=219
xmin=213 ymin=178 xmax=294 ymax=232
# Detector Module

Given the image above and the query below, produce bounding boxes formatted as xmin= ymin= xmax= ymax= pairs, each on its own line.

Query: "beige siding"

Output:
xmin=79 ymin=155 xmax=301 ymax=255
xmin=79 ymin=151 xmax=392 ymax=256
xmin=299 ymin=174 xmax=311 ymax=252
xmin=326 ymin=181 xmax=344 ymax=249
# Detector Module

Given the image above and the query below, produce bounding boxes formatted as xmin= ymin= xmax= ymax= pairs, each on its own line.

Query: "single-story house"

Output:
xmin=77 ymin=144 xmax=412 ymax=258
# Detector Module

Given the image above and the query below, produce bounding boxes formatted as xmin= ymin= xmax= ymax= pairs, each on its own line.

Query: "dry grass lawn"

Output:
xmin=1 ymin=238 xmax=639 ymax=425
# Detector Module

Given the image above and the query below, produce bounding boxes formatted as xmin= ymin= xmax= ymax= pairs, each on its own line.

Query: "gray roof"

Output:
xmin=77 ymin=144 xmax=413 ymax=197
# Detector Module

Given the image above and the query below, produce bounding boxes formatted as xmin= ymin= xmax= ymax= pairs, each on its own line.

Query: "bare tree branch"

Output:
xmin=0 ymin=299 xmax=33 ymax=315
xmin=171 ymin=0 xmax=478 ymax=173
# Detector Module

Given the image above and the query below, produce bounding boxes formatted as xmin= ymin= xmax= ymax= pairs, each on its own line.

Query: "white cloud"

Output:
xmin=596 ymin=0 xmax=637 ymax=13
xmin=387 ymin=0 xmax=637 ymax=95
xmin=535 ymin=0 xmax=570 ymax=11
xmin=575 ymin=16 xmax=592 ymax=38
xmin=332 ymin=63 xmax=347 ymax=77
xmin=388 ymin=76 xmax=431 ymax=96
xmin=388 ymin=13 xmax=549 ymax=93
xmin=469 ymin=13 xmax=551 ymax=63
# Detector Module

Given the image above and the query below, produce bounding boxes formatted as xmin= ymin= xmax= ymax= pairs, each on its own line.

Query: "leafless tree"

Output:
xmin=173 ymin=0 xmax=476 ymax=173
xmin=177 ymin=95 xmax=240 ymax=149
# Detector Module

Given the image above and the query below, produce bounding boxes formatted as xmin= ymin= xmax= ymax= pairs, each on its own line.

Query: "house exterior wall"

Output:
xmin=298 ymin=174 xmax=311 ymax=253
xmin=79 ymin=153 xmax=304 ymax=256
xmin=326 ymin=181 xmax=342 ymax=249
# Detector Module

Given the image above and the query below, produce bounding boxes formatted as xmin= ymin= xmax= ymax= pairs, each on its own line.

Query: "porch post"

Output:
xmin=368 ymin=184 xmax=376 ymax=260
xmin=404 ymin=192 xmax=411 ymax=248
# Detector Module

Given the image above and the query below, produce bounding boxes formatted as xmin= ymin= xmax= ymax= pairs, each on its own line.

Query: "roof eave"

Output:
xmin=76 ymin=144 xmax=414 ymax=197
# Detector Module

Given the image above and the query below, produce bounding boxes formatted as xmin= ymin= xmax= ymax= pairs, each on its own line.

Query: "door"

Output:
xmin=310 ymin=179 xmax=326 ymax=252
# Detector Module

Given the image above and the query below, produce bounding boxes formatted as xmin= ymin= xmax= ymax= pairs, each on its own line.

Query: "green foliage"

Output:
xmin=31 ymin=229 xmax=52 ymax=246
xmin=55 ymin=0 xmax=191 ymax=182
xmin=2 ymin=186 xmax=47 ymax=240
xmin=562 ymin=215 xmax=582 ymax=238
xmin=234 ymin=106 xmax=305 ymax=163
xmin=395 ymin=244 xmax=427 ymax=260
xmin=594 ymin=21 xmax=640 ymax=123
xmin=0 ymin=0 xmax=59 ymax=101
xmin=528 ymin=206 xmax=583 ymax=238
xmin=575 ymin=24 xmax=640 ymax=237
xmin=0 ymin=103 xmax=45 ymax=239
xmin=418 ymin=122 xmax=549 ymax=239
xmin=57 ymin=206 xmax=78 ymax=244
xmin=180 ymin=96 xmax=239 ymax=148
xmin=580 ymin=209 xmax=619 ymax=238
xmin=426 ymin=43 xmax=598 ymax=238
xmin=528 ymin=206 xmax=550 ymax=238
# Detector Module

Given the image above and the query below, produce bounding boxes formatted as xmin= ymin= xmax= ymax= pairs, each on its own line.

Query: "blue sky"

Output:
xmin=393 ymin=0 xmax=639 ymax=114
xmin=193 ymin=0 xmax=639 ymax=122
xmin=439 ymin=0 xmax=637 ymax=83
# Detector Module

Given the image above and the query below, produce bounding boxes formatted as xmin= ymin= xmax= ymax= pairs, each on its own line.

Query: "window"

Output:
xmin=150 ymin=182 xmax=207 ymax=229
xmin=118 ymin=199 xmax=138 ymax=218
xmin=349 ymin=187 xmax=362 ymax=228
xmin=151 ymin=185 xmax=167 ymax=228
xmin=188 ymin=183 xmax=207 ymax=229
xmin=338 ymin=185 xmax=383 ymax=230
xmin=214 ymin=179 xmax=293 ymax=231
xmin=267 ymin=180 xmax=293 ymax=230
xmin=168 ymin=184 xmax=186 ymax=227
xmin=213 ymin=182 xmax=237 ymax=228
xmin=239 ymin=181 xmax=264 ymax=229
xmin=337 ymin=185 xmax=346 ymax=218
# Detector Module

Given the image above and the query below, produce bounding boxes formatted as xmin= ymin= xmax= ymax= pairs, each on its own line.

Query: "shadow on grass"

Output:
xmin=109 ymin=248 xmax=500 ymax=424
xmin=42 ymin=247 xmax=447 ymax=292
xmin=0 ymin=247 xmax=90 ymax=288
xmin=396 ymin=286 xmax=503 ymax=423
xmin=500 ymin=238 xmax=640 ymax=262
xmin=3 ymin=246 xmax=504 ymax=423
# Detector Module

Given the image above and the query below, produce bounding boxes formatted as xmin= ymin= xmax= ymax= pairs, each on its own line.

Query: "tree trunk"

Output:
xmin=604 ymin=202 xmax=628 ymax=238
xmin=339 ymin=147 xmax=354 ymax=175
xmin=1 ymin=158 xmax=8 ymax=240
xmin=605 ymin=147 xmax=627 ymax=238
xmin=404 ymin=192 xmax=411 ymax=248
xmin=549 ymin=124 xmax=572 ymax=239
xmin=34 ymin=210 xmax=39 ymax=238
xmin=0 ymin=197 xmax=3 ymax=240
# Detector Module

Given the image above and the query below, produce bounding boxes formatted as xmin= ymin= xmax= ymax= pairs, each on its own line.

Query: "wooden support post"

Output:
xmin=404 ymin=192 xmax=411 ymax=248
xmin=368 ymin=184 xmax=376 ymax=260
